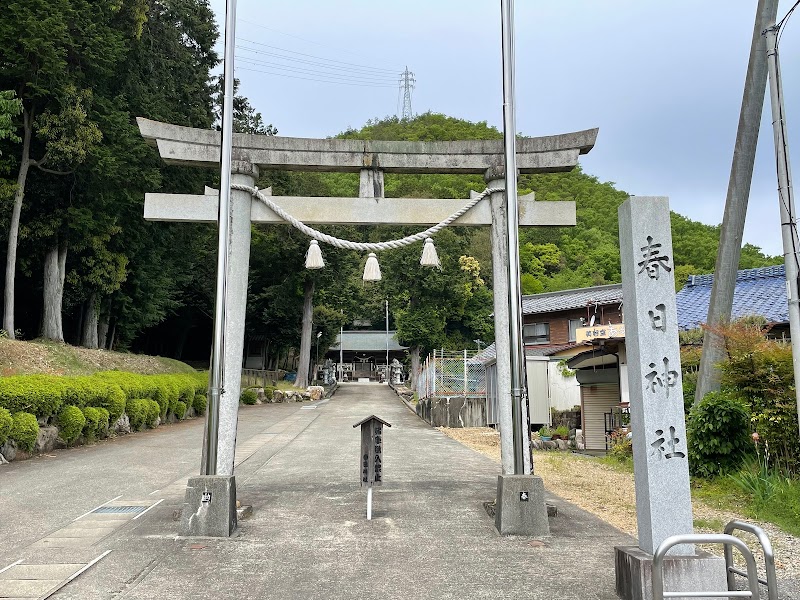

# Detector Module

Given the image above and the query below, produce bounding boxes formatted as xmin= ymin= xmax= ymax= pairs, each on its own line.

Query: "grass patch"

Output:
xmin=598 ymin=454 xmax=633 ymax=473
xmin=693 ymin=516 xmax=726 ymax=532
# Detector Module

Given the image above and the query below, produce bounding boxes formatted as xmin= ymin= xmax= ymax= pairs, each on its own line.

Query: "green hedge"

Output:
xmin=57 ymin=405 xmax=86 ymax=444
xmin=0 ymin=375 xmax=68 ymax=418
xmin=0 ymin=371 xmax=208 ymax=452
xmin=193 ymin=393 xmax=206 ymax=415
xmin=241 ymin=388 xmax=258 ymax=405
xmin=174 ymin=400 xmax=187 ymax=420
xmin=0 ymin=371 xmax=207 ymax=426
xmin=0 ymin=407 xmax=12 ymax=445
xmin=81 ymin=406 xmax=109 ymax=441
xmin=11 ymin=411 xmax=39 ymax=452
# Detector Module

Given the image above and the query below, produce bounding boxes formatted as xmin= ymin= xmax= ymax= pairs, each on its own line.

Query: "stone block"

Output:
xmin=35 ymin=426 xmax=59 ymax=453
xmin=179 ymin=475 xmax=237 ymax=537
xmin=1 ymin=441 xmax=16 ymax=461
xmin=494 ymin=474 xmax=549 ymax=536
xmin=615 ymin=546 xmax=727 ymax=600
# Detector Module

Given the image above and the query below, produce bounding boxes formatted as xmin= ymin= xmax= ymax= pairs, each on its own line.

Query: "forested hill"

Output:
xmin=336 ymin=113 xmax=780 ymax=294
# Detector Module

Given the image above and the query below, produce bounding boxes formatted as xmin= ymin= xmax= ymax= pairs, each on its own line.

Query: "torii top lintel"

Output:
xmin=137 ymin=118 xmax=598 ymax=175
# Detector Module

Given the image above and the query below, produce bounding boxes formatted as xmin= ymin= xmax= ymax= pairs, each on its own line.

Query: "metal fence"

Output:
xmin=416 ymin=349 xmax=486 ymax=400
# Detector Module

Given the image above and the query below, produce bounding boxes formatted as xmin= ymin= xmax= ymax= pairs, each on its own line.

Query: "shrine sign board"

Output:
xmin=353 ymin=415 xmax=391 ymax=487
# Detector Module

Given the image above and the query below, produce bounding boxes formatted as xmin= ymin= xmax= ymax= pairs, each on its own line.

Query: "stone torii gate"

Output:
xmin=137 ymin=117 xmax=597 ymax=535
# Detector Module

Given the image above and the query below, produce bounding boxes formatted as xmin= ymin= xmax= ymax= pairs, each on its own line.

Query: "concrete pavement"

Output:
xmin=2 ymin=383 xmax=638 ymax=599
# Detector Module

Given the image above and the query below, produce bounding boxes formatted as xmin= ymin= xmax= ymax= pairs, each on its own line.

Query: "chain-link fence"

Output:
xmin=416 ymin=350 xmax=486 ymax=400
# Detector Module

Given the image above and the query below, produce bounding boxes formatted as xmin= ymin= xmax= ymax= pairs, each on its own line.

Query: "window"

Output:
xmin=568 ymin=319 xmax=582 ymax=342
xmin=523 ymin=322 xmax=550 ymax=345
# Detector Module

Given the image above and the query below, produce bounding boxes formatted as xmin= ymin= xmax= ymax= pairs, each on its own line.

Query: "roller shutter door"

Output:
xmin=581 ymin=383 xmax=620 ymax=452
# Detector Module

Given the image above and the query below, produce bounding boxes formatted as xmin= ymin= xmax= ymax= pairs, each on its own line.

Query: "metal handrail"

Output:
xmin=652 ymin=534 xmax=760 ymax=600
xmin=724 ymin=520 xmax=778 ymax=600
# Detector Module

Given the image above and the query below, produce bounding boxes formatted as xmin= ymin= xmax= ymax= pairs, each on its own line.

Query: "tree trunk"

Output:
xmin=107 ymin=321 xmax=116 ymax=351
xmin=41 ymin=236 xmax=68 ymax=342
xmin=4 ymin=108 xmax=33 ymax=339
xmin=81 ymin=293 xmax=99 ymax=349
xmin=409 ymin=345 xmax=421 ymax=391
xmin=97 ymin=301 xmax=111 ymax=350
xmin=294 ymin=279 xmax=315 ymax=388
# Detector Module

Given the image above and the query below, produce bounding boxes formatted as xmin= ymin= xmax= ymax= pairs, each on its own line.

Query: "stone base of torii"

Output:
xmin=138 ymin=118 xmax=597 ymax=538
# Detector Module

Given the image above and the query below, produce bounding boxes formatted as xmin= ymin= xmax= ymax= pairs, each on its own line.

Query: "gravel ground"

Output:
xmin=439 ymin=426 xmax=800 ymax=597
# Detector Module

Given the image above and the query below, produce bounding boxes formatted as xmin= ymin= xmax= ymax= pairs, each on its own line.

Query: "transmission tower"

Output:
xmin=399 ymin=66 xmax=415 ymax=120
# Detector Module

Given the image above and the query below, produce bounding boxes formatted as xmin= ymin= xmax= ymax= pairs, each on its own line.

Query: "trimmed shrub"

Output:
xmin=10 ymin=412 xmax=39 ymax=452
xmin=0 ymin=375 xmax=67 ymax=418
xmin=174 ymin=400 xmax=187 ymax=420
xmin=82 ymin=407 xmax=102 ymax=441
xmin=241 ymin=388 xmax=258 ymax=405
xmin=687 ymin=391 xmax=752 ymax=478
xmin=126 ymin=399 xmax=149 ymax=431
xmin=95 ymin=407 xmax=110 ymax=435
xmin=193 ymin=393 xmax=206 ymax=415
xmin=145 ymin=399 xmax=160 ymax=428
xmin=264 ymin=385 xmax=275 ymax=400
xmin=57 ymin=405 xmax=86 ymax=444
xmin=0 ymin=407 xmax=12 ymax=445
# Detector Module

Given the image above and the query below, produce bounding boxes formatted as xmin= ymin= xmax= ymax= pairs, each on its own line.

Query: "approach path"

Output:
xmin=2 ymin=383 xmax=633 ymax=600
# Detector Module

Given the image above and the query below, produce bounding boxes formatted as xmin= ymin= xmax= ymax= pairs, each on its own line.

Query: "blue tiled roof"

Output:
xmin=675 ymin=265 xmax=788 ymax=330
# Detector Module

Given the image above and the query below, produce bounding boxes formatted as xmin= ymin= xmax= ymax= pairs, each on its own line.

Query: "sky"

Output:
xmin=207 ymin=0 xmax=800 ymax=258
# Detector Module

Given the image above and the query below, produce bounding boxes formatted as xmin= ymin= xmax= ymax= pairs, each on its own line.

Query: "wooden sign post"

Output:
xmin=353 ymin=415 xmax=391 ymax=520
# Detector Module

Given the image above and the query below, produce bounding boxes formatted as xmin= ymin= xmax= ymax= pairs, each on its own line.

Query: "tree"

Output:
xmin=0 ymin=0 xmax=134 ymax=338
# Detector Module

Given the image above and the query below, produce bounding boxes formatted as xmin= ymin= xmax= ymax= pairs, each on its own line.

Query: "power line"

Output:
xmin=235 ymin=43 xmax=397 ymax=81
xmin=236 ymin=18 xmax=404 ymax=71
xmin=235 ymin=56 xmax=399 ymax=85
xmin=237 ymin=36 xmax=399 ymax=75
xmin=234 ymin=65 xmax=396 ymax=88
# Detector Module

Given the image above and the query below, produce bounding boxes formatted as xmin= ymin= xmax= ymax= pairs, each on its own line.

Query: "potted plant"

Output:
xmin=538 ymin=425 xmax=552 ymax=441
xmin=552 ymin=425 xmax=569 ymax=440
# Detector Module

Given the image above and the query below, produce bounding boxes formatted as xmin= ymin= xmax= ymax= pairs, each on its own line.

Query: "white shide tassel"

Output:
xmin=305 ymin=240 xmax=325 ymax=269
xmin=363 ymin=252 xmax=382 ymax=281
xmin=420 ymin=237 xmax=441 ymax=268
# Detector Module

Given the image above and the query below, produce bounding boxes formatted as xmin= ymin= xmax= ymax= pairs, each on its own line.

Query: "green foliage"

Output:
xmin=240 ymin=388 xmax=258 ymax=405
xmin=0 ymin=375 xmax=67 ymax=418
xmin=538 ymin=425 xmax=552 ymax=438
xmin=173 ymin=400 xmax=187 ymax=420
xmin=714 ymin=321 xmax=800 ymax=474
xmin=145 ymin=399 xmax=160 ymax=428
xmin=125 ymin=398 xmax=149 ymax=431
xmin=264 ymin=386 xmax=275 ymax=400
xmin=81 ymin=405 xmax=108 ymax=441
xmin=687 ymin=392 xmax=752 ymax=477
xmin=553 ymin=425 xmax=569 ymax=438
xmin=728 ymin=455 xmax=785 ymax=504
xmin=0 ymin=90 xmax=22 ymax=150
xmin=192 ymin=393 xmax=207 ymax=415
xmin=10 ymin=411 xmax=39 ymax=452
xmin=607 ymin=430 xmax=633 ymax=464
xmin=57 ymin=405 xmax=86 ymax=444
xmin=0 ymin=407 xmax=12 ymax=445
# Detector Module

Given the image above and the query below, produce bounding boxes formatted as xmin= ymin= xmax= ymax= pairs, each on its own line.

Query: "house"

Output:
xmin=675 ymin=265 xmax=789 ymax=337
xmin=484 ymin=264 xmax=788 ymax=453
xmin=482 ymin=284 xmax=625 ymax=438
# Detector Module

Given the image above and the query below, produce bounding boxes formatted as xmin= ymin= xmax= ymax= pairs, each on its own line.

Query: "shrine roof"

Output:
xmin=675 ymin=265 xmax=788 ymax=330
xmin=331 ymin=330 xmax=408 ymax=352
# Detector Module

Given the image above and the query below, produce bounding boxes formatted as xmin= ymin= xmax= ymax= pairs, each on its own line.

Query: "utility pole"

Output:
xmin=499 ymin=0 xmax=531 ymax=475
xmin=399 ymin=67 xmax=415 ymax=121
xmin=764 ymin=22 xmax=800 ymax=439
xmin=695 ymin=0 xmax=779 ymax=405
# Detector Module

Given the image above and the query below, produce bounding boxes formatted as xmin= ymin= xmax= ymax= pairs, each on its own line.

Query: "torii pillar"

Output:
xmin=138 ymin=118 xmax=597 ymax=536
